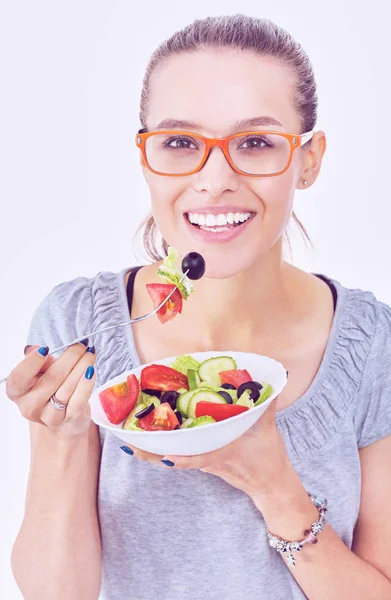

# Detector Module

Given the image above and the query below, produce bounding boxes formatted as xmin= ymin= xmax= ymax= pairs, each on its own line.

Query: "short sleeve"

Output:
xmin=354 ymin=300 xmax=391 ymax=448
xmin=26 ymin=276 xmax=93 ymax=356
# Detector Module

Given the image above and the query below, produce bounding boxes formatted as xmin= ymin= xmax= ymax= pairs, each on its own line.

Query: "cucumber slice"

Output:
xmin=217 ymin=387 xmax=237 ymax=402
xmin=198 ymin=382 xmax=216 ymax=390
xmin=253 ymin=383 xmax=273 ymax=406
xmin=176 ymin=387 xmax=188 ymax=394
xmin=181 ymin=417 xmax=194 ymax=428
xmin=141 ymin=392 xmax=161 ymax=408
xmin=188 ymin=369 xmax=201 ymax=390
xmin=198 ymin=356 xmax=237 ymax=387
xmin=187 ymin=390 xmax=228 ymax=418
xmin=236 ymin=390 xmax=253 ymax=408
xmin=122 ymin=403 xmax=146 ymax=430
xmin=176 ymin=390 xmax=195 ymax=417
xmin=187 ymin=416 xmax=216 ymax=428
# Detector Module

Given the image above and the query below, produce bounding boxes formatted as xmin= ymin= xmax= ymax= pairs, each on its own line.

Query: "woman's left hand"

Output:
xmin=122 ymin=397 xmax=292 ymax=501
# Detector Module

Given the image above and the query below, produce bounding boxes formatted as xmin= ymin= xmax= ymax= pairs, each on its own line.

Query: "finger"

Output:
xmin=6 ymin=345 xmax=55 ymax=399
xmin=24 ymin=344 xmax=56 ymax=376
xmin=120 ymin=444 xmax=164 ymax=465
xmin=161 ymin=452 xmax=210 ymax=470
xmin=17 ymin=343 xmax=91 ymax=422
xmin=41 ymin=351 xmax=96 ymax=427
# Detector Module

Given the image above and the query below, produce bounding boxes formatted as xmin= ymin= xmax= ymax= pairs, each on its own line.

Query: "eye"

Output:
xmin=163 ymin=136 xmax=199 ymax=150
xmin=237 ymin=136 xmax=274 ymax=150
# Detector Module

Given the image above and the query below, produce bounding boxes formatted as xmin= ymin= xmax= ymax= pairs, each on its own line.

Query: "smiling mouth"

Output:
xmin=184 ymin=211 xmax=255 ymax=231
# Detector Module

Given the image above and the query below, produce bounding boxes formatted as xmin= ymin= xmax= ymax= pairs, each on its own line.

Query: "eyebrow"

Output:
xmin=153 ymin=116 xmax=283 ymax=132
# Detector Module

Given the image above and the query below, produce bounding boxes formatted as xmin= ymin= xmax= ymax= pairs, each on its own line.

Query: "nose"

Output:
xmin=192 ymin=146 xmax=240 ymax=197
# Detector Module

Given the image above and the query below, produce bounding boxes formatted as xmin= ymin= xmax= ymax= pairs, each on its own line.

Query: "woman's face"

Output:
xmin=142 ymin=50 xmax=317 ymax=278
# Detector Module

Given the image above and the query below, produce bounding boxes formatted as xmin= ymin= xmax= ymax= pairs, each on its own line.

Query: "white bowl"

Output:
xmin=89 ymin=351 xmax=287 ymax=456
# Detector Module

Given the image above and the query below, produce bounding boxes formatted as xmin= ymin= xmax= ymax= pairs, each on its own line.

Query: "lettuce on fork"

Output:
xmin=157 ymin=246 xmax=194 ymax=300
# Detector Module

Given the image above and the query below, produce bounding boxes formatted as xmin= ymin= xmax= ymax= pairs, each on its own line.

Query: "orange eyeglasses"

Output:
xmin=135 ymin=128 xmax=314 ymax=177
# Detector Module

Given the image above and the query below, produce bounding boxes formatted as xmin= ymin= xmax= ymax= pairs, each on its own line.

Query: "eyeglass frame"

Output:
xmin=135 ymin=128 xmax=314 ymax=177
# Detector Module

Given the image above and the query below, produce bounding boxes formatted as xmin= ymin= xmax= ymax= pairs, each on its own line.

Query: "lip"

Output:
xmin=183 ymin=212 xmax=255 ymax=243
xmin=184 ymin=206 xmax=256 ymax=215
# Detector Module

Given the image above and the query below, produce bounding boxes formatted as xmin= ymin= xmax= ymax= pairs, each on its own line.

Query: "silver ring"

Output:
xmin=49 ymin=393 xmax=68 ymax=411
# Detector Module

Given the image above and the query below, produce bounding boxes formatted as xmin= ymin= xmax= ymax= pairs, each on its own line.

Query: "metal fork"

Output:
xmin=0 ymin=271 xmax=189 ymax=385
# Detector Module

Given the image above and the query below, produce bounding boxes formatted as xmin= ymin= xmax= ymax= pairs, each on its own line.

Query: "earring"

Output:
xmin=303 ymin=179 xmax=308 ymax=186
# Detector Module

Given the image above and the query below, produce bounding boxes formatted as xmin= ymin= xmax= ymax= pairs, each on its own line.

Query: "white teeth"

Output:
xmin=187 ymin=211 xmax=252 ymax=227
xmin=216 ymin=214 xmax=227 ymax=226
xmin=205 ymin=214 xmax=217 ymax=227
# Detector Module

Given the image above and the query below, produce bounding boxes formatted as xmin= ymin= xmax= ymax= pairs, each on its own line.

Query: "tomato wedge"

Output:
xmin=138 ymin=403 xmax=180 ymax=431
xmin=195 ymin=401 xmax=249 ymax=421
xmin=140 ymin=364 xmax=189 ymax=392
xmin=146 ymin=283 xmax=183 ymax=324
xmin=99 ymin=374 xmax=139 ymax=424
xmin=219 ymin=369 xmax=252 ymax=387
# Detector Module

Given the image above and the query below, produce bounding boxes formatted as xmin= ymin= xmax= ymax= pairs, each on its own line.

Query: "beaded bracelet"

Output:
xmin=267 ymin=494 xmax=328 ymax=568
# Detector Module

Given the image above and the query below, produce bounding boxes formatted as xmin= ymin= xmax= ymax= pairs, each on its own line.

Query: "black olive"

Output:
xmin=217 ymin=391 xmax=233 ymax=404
xmin=134 ymin=403 xmax=155 ymax=419
xmin=237 ymin=381 xmax=261 ymax=402
xmin=181 ymin=252 xmax=206 ymax=280
xmin=142 ymin=388 xmax=162 ymax=399
xmin=174 ymin=424 xmax=181 ymax=430
xmin=221 ymin=383 xmax=236 ymax=390
xmin=174 ymin=411 xmax=183 ymax=424
xmin=161 ymin=390 xmax=180 ymax=410
xmin=252 ymin=381 xmax=264 ymax=390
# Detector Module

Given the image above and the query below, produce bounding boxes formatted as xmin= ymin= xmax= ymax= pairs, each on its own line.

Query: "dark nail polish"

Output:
xmin=85 ymin=366 xmax=94 ymax=380
xmin=87 ymin=345 xmax=96 ymax=354
xmin=79 ymin=338 xmax=89 ymax=346
xmin=161 ymin=459 xmax=175 ymax=467
xmin=120 ymin=446 xmax=134 ymax=455
xmin=38 ymin=346 xmax=49 ymax=357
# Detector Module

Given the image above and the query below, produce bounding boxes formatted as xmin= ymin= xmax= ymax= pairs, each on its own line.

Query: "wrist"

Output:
xmin=251 ymin=465 xmax=319 ymax=541
xmin=37 ymin=423 xmax=90 ymax=458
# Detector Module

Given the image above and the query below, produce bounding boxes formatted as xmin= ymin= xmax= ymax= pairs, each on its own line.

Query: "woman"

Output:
xmin=8 ymin=14 xmax=391 ymax=600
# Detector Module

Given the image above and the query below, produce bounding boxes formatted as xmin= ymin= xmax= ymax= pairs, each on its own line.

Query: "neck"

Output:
xmin=137 ymin=241 xmax=317 ymax=350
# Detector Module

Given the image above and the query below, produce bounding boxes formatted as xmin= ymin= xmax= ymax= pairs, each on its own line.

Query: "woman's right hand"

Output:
xmin=5 ymin=342 xmax=97 ymax=436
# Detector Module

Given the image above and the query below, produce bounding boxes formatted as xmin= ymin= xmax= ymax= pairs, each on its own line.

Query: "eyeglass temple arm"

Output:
xmin=300 ymin=131 xmax=314 ymax=146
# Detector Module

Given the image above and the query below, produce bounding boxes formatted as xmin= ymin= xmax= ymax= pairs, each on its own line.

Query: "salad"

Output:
xmin=146 ymin=247 xmax=205 ymax=324
xmin=99 ymin=354 xmax=274 ymax=431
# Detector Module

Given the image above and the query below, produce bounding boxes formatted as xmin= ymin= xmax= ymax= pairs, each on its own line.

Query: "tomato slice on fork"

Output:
xmin=146 ymin=283 xmax=183 ymax=324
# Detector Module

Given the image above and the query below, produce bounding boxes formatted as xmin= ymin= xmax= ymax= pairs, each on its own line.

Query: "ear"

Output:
xmin=297 ymin=130 xmax=327 ymax=189
xmin=139 ymin=154 xmax=149 ymax=182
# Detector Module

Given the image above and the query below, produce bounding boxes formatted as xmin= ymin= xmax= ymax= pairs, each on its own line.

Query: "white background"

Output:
xmin=1 ymin=1 xmax=389 ymax=597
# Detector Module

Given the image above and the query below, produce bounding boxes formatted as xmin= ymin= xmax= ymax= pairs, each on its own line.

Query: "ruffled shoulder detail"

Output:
xmin=90 ymin=269 xmax=135 ymax=391
xmin=353 ymin=300 xmax=391 ymax=448
xmin=26 ymin=275 xmax=94 ymax=353
xmin=276 ymin=280 xmax=379 ymax=459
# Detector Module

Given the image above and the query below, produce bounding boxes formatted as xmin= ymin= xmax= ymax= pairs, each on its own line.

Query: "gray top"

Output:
xmin=26 ymin=267 xmax=391 ymax=600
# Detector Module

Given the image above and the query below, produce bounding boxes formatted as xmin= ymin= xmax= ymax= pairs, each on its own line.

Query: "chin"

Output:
xmin=203 ymin=253 xmax=259 ymax=279
xmin=177 ymin=241 xmax=266 ymax=280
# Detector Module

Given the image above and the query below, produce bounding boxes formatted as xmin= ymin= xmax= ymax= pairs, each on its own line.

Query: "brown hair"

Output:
xmin=135 ymin=14 xmax=316 ymax=262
